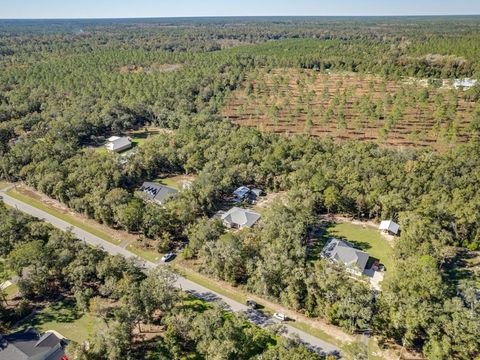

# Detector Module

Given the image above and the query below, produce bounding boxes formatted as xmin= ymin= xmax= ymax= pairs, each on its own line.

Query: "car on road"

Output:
xmin=246 ymin=299 xmax=258 ymax=309
xmin=161 ymin=252 xmax=176 ymax=262
xmin=273 ymin=312 xmax=287 ymax=321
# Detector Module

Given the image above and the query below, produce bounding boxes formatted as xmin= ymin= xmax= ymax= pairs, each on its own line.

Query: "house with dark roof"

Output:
xmin=0 ymin=328 xmax=68 ymax=360
xmin=138 ymin=182 xmax=178 ymax=205
xmin=378 ymin=220 xmax=400 ymax=236
xmin=105 ymin=136 xmax=132 ymax=153
xmin=320 ymin=238 xmax=370 ymax=275
xmin=221 ymin=207 xmax=261 ymax=229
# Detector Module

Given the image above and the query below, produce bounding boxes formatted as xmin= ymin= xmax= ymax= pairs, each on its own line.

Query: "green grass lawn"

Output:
xmin=126 ymin=243 xmax=160 ymax=262
xmin=4 ymin=283 xmax=19 ymax=298
xmin=0 ymin=181 xmax=11 ymax=191
xmin=130 ymin=136 xmax=146 ymax=147
xmin=21 ymin=301 xmax=104 ymax=343
xmin=158 ymin=177 xmax=180 ymax=190
xmin=6 ymin=189 xmax=121 ymax=245
xmin=322 ymin=222 xmax=394 ymax=271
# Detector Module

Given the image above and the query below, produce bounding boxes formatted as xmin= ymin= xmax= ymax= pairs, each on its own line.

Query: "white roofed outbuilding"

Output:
xmin=379 ymin=220 xmax=400 ymax=235
xmin=105 ymin=136 xmax=132 ymax=153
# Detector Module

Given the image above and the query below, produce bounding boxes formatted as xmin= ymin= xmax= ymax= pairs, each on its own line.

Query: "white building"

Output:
xmin=379 ymin=220 xmax=400 ymax=236
xmin=105 ymin=136 xmax=132 ymax=153
xmin=221 ymin=207 xmax=261 ymax=229
xmin=453 ymin=78 xmax=477 ymax=90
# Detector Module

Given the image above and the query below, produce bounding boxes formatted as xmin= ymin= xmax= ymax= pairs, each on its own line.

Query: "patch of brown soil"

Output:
xmin=222 ymin=68 xmax=477 ymax=150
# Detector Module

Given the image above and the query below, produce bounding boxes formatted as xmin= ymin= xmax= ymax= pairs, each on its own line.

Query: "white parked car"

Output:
xmin=273 ymin=312 xmax=287 ymax=321
xmin=161 ymin=253 xmax=176 ymax=262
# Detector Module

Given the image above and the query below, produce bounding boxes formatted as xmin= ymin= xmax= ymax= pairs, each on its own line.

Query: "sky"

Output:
xmin=1 ymin=0 xmax=479 ymax=19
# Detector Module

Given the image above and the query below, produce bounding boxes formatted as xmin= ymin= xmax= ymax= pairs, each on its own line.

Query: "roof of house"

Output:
xmin=139 ymin=182 xmax=178 ymax=205
xmin=321 ymin=238 xmax=370 ymax=273
xmin=379 ymin=220 xmax=400 ymax=235
xmin=107 ymin=137 xmax=131 ymax=152
xmin=107 ymin=136 xmax=121 ymax=142
xmin=221 ymin=207 xmax=261 ymax=228
xmin=0 ymin=328 xmax=66 ymax=360
xmin=233 ymin=186 xmax=250 ymax=199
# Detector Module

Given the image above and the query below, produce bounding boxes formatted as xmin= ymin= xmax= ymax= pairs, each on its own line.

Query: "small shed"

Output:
xmin=379 ymin=220 xmax=400 ymax=235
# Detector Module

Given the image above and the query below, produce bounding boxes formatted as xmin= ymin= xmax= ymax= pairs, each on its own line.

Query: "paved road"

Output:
xmin=1 ymin=189 xmax=340 ymax=356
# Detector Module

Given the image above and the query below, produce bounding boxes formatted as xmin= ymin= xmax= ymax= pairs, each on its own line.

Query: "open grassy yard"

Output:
xmin=322 ymin=222 xmax=395 ymax=271
xmin=155 ymin=174 xmax=195 ymax=190
xmin=21 ymin=301 xmax=104 ymax=343
xmin=126 ymin=243 xmax=161 ymax=262
xmin=4 ymin=283 xmax=19 ymax=298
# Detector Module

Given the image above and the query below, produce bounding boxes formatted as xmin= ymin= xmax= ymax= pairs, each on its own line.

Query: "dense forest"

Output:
xmin=0 ymin=17 xmax=479 ymax=360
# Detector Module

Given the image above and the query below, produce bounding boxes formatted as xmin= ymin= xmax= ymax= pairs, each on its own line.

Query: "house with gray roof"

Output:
xmin=105 ymin=136 xmax=132 ymax=153
xmin=0 ymin=328 xmax=67 ymax=360
xmin=138 ymin=182 xmax=178 ymax=205
xmin=221 ymin=207 xmax=261 ymax=229
xmin=321 ymin=238 xmax=370 ymax=275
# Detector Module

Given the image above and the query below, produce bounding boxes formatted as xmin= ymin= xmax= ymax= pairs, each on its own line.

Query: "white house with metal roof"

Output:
xmin=105 ymin=136 xmax=132 ymax=153
xmin=221 ymin=207 xmax=261 ymax=229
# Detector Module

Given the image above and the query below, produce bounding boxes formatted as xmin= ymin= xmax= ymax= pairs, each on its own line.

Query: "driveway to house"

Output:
xmin=1 ymin=189 xmax=340 ymax=356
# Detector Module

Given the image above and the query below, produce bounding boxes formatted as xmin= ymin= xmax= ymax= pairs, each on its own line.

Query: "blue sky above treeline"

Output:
xmin=1 ymin=0 xmax=480 ymax=19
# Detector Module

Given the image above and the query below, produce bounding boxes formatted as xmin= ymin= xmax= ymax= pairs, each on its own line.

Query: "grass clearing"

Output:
xmin=4 ymin=283 xmax=19 ymax=298
xmin=154 ymin=174 xmax=195 ymax=191
xmin=126 ymin=243 xmax=160 ymax=262
xmin=322 ymin=222 xmax=395 ymax=271
xmin=20 ymin=301 xmax=104 ymax=343
xmin=6 ymin=189 xmax=121 ymax=245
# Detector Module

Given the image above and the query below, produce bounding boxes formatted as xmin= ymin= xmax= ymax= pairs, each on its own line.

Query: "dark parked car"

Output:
xmin=246 ymin=300 xmax=258 ymax=309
